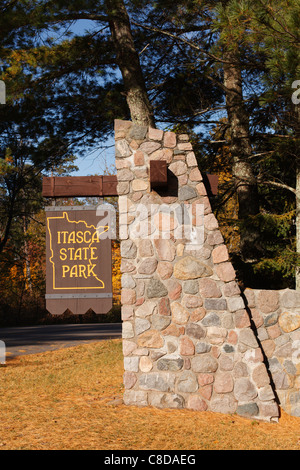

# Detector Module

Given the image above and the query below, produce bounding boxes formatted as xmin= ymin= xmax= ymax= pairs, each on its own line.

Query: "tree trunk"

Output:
xmin=23 ymin=214 xmax=32 ymax=292
xmin=296 ymin=165 xmax=300 ymax=290
xmin=105 ymin=0 xmax=155 ymax=127
xmin=223 ymin=52 xmax=260 ymax=262
xmin=295 ymin=104 xmax=300 ymax=290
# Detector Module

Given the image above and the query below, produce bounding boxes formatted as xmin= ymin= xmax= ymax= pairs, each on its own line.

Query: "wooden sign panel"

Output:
xmin=45 ymin=205 xmax=113 ymax=315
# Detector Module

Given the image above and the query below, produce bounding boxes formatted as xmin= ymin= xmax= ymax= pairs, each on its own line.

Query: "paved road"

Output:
xmin=0 ymin=323 xmax=122 ymax=360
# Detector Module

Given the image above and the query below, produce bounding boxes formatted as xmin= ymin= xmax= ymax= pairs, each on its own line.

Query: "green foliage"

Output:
xmin=244 ymin=211 xmax=296 ymax=287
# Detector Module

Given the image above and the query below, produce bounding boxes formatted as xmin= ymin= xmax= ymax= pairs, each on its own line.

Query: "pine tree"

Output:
xmin=246 ymin=0 xmax=300 ymax=288
xmin=106 ymin=0 xmax=155 ymax=126
xmin=133 ymin=0 xmax=299 ymax=287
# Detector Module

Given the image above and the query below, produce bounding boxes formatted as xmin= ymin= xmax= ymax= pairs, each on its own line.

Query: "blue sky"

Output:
xmin=72 ymin=136 xmax=116 ymax=176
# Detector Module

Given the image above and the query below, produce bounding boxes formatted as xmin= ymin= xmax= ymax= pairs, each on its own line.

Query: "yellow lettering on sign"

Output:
xmin=58 ymin=231 xmax=68 ymax=244
xmin=57 ymin=229 xmax=103 ymax=245
xmin=90 ymin=246 xmax=98 ymax=260
xmin=47 ymin=211 xmax=110 ymax=289
xmin=82 ymin=247 xmax=89 ymax=260
xmin=59 ymin=248 xmax=67 ymax=261
xmin=84 ymin=231 xmax=91 ymax=243
xmin=61 ymin=263 xmax=99 ymax=278
xmin=79 ymin=265 xmax=87 ymax=278
xmin=62 ymin=265 xmax=70 ymax=277
xmin=92 ymin=231 xmax=100 ymax=243
xmin=68 ymin=231 xmax=76 ymax=244
xmin=74 ymin=248 xmax=82 ymax=260
xmin=77 ymin=231 xmax=84 ymax=243
xmin=88 ymin=264 xmax=96 ymax=277
xmin=69 ymin=265 xmax=77 ymax=277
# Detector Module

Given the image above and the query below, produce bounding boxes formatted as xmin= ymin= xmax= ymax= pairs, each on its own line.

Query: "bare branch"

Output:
xmin=259 ymin=180 xmax=296 ymax=195
xmin=131 ymin=20 xmax=233 ymax=65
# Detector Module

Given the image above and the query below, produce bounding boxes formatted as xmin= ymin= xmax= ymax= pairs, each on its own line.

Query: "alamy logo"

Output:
xmin=292 ymin=80 xmax=300 ymax=105
xmin=0 ymin=80 xmax=5 ymax=105
xmin=0 ymin=340 xmax=6 ymax=364
xmin=96 ymin=199 xmax=205 ymax=248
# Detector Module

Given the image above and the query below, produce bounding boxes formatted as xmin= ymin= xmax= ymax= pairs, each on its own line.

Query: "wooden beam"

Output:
xmin=102 ymin=175 xmax=118 ymax=196
xmin=205 ymin=174 xmax=218 ymax=196
xmin=42 ymin=175 xmax=118 ymax=198
xmin=150 ymin=160 xmax=168 ymax=188
xmin=42 ymin=171 xmax=218 ymax=198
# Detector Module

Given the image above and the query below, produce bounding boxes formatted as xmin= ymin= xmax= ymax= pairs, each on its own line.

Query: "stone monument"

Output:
xmin=115 ymin=119 xmax=279 ymax=422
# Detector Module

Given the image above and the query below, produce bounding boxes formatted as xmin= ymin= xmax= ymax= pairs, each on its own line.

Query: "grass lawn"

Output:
xmin=0 ymin=339 xmax=299 ymax=450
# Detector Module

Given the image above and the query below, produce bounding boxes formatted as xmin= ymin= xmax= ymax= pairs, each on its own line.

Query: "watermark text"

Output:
xmin=0 ymin=340 xmax=6 ymax=364
xmin=0 ymin=80 xmax=5 ymax=105
xmin=292 ymin=80 xmax=300 ymax=105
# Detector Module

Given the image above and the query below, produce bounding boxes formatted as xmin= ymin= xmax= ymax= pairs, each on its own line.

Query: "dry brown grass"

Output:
xmin=0 ymin=339 xmax=299 ymax=450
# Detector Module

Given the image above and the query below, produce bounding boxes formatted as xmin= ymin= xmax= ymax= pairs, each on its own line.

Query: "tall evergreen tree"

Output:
xmin=106 ymin=0 xmax=155 ymax=126
xmin=131 ymin=0 xmax=299 ymax=287
xmin=245 ymin=0 xmax=300 ymax=288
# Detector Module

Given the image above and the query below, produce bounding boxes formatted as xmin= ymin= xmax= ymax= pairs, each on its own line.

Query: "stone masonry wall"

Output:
xmin=244 ymin=288 xmax=300 ymax=417
xmin=115 ymin=119 xmax=279 ymax=422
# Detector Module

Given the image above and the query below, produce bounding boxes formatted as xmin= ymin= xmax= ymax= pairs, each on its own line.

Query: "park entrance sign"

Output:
xmin=45 ymin=205 xmax=113 ymax=315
